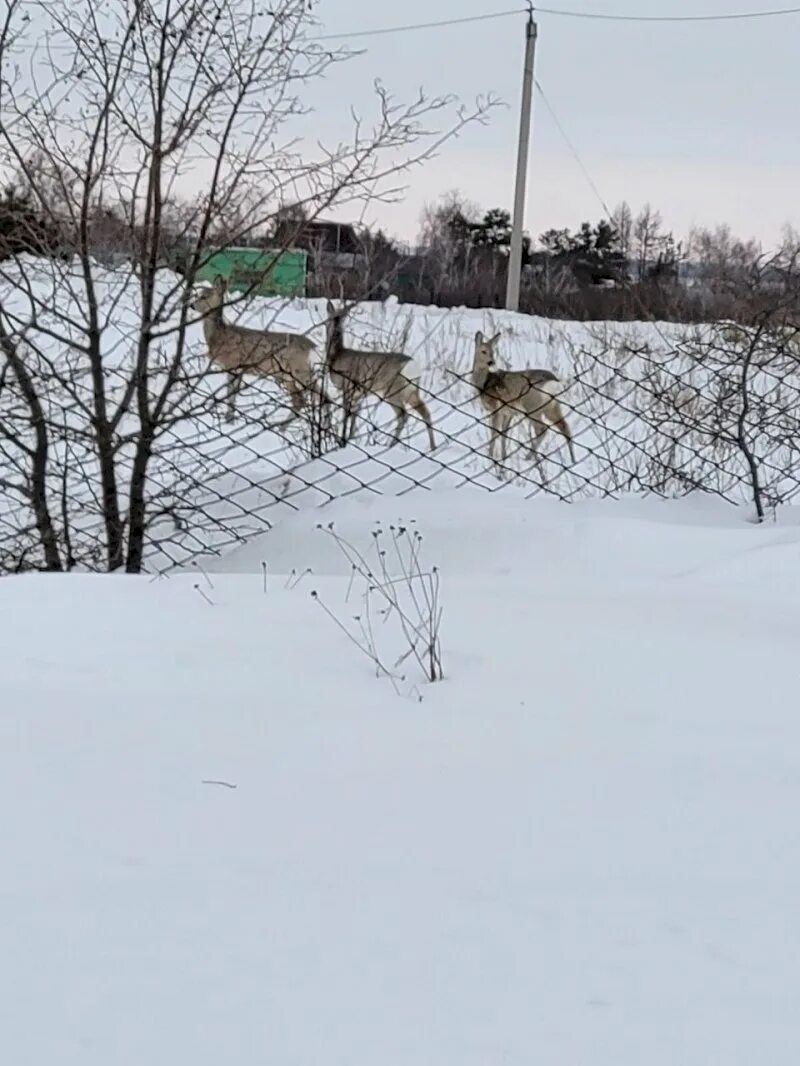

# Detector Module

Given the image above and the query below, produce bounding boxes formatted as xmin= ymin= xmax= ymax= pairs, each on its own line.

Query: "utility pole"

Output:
xmin=505 ymin=7 xmax=537 ymax=312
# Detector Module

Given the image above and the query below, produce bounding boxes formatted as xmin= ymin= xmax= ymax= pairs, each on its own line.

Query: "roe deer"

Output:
xmin=472 ymin=330 xmax=576 ymax=468
xmin=192 ymin=277 xmax=319 ymax=423
xmin=325 ymin=301 xmax=436 ymax=451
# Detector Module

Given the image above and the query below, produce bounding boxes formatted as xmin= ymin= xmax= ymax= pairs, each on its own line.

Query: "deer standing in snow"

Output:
xmin=192 ymin=277 xmax=320 ymax=423
xmin=325 ymin=301 xmax=436 ymax=451
xmin=472 ymin=330 xmax=576 ymax=469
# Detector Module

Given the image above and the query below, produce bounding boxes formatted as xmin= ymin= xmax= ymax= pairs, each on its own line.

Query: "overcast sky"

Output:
xmin=305 ymin=0 xmax=800 ymax=249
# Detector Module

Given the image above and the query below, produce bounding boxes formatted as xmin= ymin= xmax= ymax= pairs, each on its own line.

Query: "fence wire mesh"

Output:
xmin=2 ymin=269 xmax=799 ymax=576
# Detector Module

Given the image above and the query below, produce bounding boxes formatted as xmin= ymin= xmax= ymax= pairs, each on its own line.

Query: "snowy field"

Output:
xmin=4 ymin=264 xmax=800 ymax=1056
xmin=3 ymin=260 xmax=800 ymax=572
xmin=3 ymin=490 xmax=800 ymax=1064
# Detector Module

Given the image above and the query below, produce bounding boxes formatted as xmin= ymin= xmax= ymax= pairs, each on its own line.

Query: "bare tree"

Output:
xmin=0 ymin=0 xmax=494 ymax=574
xmin=688 ymin=224 xmax=763 ymax=297
xmin=0 ymin=312 xmax=62 ymax=571
xmin=645 ymin=250 xmax=800 ymax=519
xmin=611 ymin=201 xmax=633 ymax=263
xmin=633 ymin=204 xmax=662 ymax=282
xmin=418 ymin=189 xmax=482 ymax=300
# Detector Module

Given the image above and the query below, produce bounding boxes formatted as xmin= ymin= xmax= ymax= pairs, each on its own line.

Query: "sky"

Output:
xmin=9 ymin=0 xmax=799 ymax=251
xmin=303 ymin=0 xmax=800 ymax=250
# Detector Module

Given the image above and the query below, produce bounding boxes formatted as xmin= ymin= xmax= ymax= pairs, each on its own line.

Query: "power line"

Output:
xmin=534 ymin=79 xmax=612 ymax=219
xmin=16 ymin=4 xmax=800 ymax=50
xmin=532 ymin=79 xmax=691 ymax=382
xmin=316 ymin=4 xmax=800 ymax=40
xmin=535 ymin=4 xmax=800 ymax=22
xmin=315 ymin=9 xmax=526 ymax=41
xmin=10 ymin=8 xmax=529 ymax=54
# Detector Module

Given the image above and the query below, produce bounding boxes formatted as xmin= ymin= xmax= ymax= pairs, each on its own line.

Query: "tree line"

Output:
xmin=1 ymin=160 xmax=796 ymax=324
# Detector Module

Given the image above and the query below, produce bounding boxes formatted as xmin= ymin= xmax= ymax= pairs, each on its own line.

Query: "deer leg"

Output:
xmin=226 ymin=371 xmax=242 ymax=422
xmin=315 ymin=382 xmax=333 ymax=437
xmin=409 ymin=394 xmax=436 ymax=451
xmin=527 ymin=418 xmax=550 ymax=486
xmin=552 ymin=419 xmax=576 ymax=464
xmin=499 ymin=413 xmax=510 ymax=465
xmin=333 ymin=382 xmax=349 ymax=446
xmin=527 ymin=418 xmax=547 ymax=463
xmin=288 ymin=383 xmax=305 ymax=418
xmin=494 ymin=414 xmax=514 ymax=480
xmin=303 ymin=380 xmax=334 ymax=442
xmin=346 ymin=389 xmax=363 ymax=443
xmin=343 ymin=396 xmax=355 ymax=442
xmin=340 ymin=404 xmax=350 ymax=445
xmin=488 ymin=414 xmax=503 ymax=469
xmin=265 ymin=382 xmax=304 ymax=430
xmin=389 ymin=402 xmax=407 ymax=447
xmin=334 ymin=380 xmax=350 ymax=444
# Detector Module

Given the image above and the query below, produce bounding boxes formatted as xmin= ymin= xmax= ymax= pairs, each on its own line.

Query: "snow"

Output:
xmin=3 ymin=491 xmax=800 ymax=1064
xmin=4 ymin=262 xmax=800 ymax=1056
xmin=4 ymin=260 xmax=798 ymax=574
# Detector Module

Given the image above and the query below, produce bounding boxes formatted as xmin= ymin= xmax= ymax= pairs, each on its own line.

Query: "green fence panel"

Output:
xmin=197 ymin=247 xmax=307 ymax=297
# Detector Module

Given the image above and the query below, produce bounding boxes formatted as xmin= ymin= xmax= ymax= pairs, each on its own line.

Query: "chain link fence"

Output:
xmin=2 ymin=266 xmax=799 ymax=576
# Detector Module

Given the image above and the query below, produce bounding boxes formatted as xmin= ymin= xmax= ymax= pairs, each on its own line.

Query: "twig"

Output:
xmin=194 ymin=583 xmax=214 ymax=606
xmin=289 ymin=566 xmax=312 ymax=589
xmin=192 ymin=559 xmax=214 ymax=589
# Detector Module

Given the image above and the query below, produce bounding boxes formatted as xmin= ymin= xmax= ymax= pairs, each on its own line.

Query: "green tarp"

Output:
xmin=196 ymin=247 xmax=307 ymax=297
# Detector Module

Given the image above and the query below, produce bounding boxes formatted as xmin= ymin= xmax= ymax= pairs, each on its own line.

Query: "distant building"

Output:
xmin=272 ymin=218 xmax=365 ymax=278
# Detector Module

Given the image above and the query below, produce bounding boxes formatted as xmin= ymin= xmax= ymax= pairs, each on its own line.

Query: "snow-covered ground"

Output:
xmin=3 ymin=491 xmax=800 ymax=1064
xmin=3 ymin=261 xmax=799 ymax=574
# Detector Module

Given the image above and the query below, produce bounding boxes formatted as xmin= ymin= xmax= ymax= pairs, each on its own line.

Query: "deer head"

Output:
xmin=192 ymin=275 xmax=226 ymax=315
xmin=473 ymin=329 xmax=503 ymax=370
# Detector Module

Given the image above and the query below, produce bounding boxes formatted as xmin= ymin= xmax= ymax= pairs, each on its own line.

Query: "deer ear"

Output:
xmin=475 ymin=330 xmax=484 ymax=343
xmin=490 ymin=331 xmax=502 ymax=345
